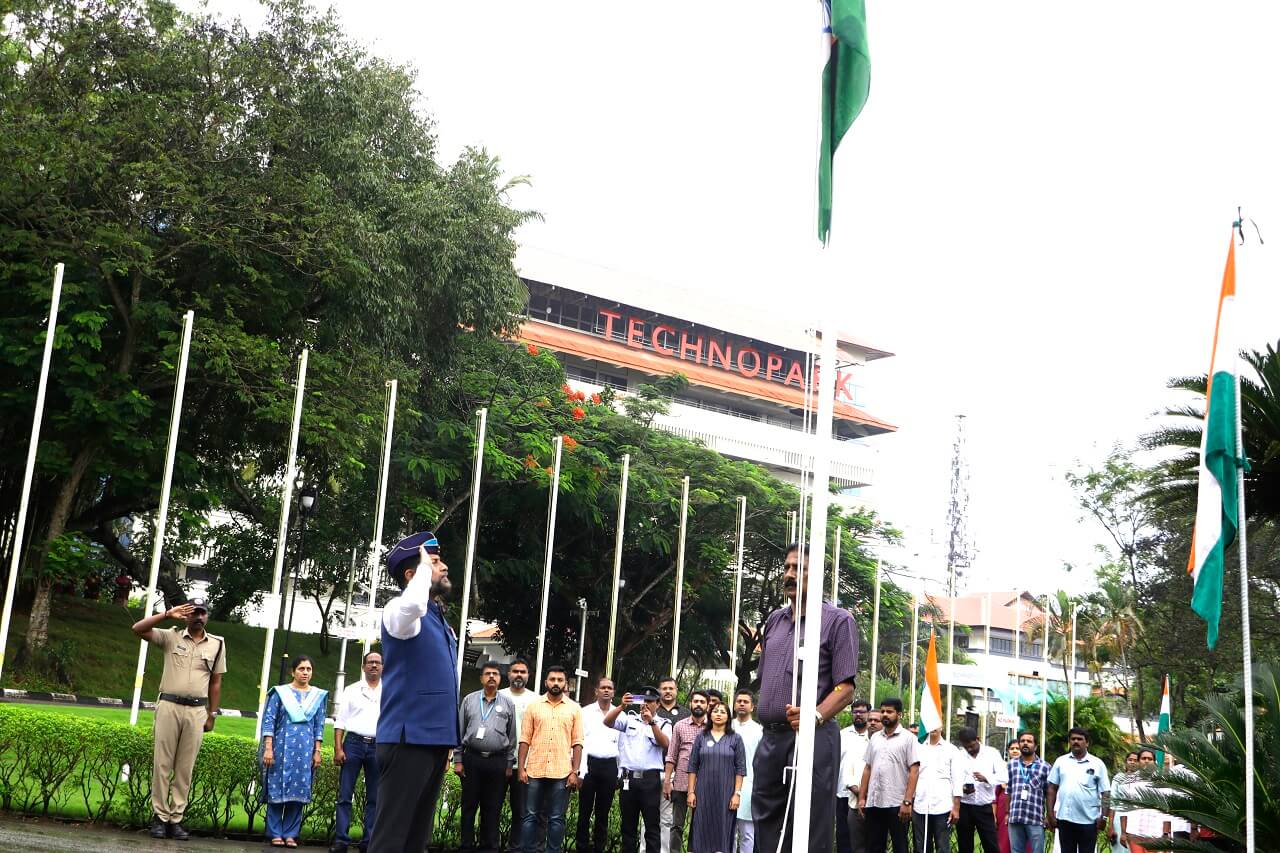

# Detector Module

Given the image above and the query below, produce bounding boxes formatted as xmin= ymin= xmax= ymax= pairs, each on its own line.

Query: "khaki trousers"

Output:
xmin=151 ymin=700 xmax=207 ymax=821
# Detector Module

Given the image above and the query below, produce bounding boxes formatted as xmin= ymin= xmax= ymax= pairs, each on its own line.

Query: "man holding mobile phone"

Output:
xmin=605 ymin=687 xmax=672 ymax=853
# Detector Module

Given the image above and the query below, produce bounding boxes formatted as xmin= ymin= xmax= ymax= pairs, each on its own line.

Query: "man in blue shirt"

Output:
xmin=605 ymin=686 xmax=672 ymax=853
xmin=1046 ymin=727 xmax=1110 ymax=853
xmin=1005 ymin=732 xmax=1050 ymax=853
xmin=369 ymin=532 xmax=459 ymax=853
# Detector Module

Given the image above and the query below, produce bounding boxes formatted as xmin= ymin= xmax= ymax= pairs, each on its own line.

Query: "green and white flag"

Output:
xmin=1187 ymin=238 xmax=1242 ymax=650
xmin=1155 ymin=674 xmax=1171 ymax=765
xmin=818 ymin=0 xmax=871 ymax=244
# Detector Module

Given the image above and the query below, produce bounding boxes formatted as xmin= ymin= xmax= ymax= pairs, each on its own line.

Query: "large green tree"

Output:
xmin=0 ymin=0 xmax=529 ymax=659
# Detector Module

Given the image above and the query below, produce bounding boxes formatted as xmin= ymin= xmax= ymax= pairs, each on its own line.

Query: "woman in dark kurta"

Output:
xmin=687 ymin=703 xmax=746 ymax=853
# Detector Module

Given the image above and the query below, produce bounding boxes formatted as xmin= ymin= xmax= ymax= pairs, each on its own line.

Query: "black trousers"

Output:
xmin=751 ymin=721 xmax=839 ymax=853
xmin=846 ymin=800 xmax=867 ymax=853
xmin=1056 ymin=821 xmax=1100 ymax=853
xmin=956 ymin=803 xmax=1000 ymax=853
xmin=863 ymin=806 xmax=910 ymax=853
xmin=618 ymin=771 xmax=662 ymax=853
xmin=461 ymin=752 xmax=508 ymax=853
xmin=835 ymin=797 xmax=852 ymax=853
xmin=670 ymin=789 xmax=689 ymax=853
xmin=912 ymin=811 xmax=951 ymax=853
xmin=576 ymin=757 xmax=618 ymax=853
xmin=368 ymin=743 xmax=448 ymax=853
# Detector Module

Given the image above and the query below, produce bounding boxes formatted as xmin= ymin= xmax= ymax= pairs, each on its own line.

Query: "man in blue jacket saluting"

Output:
xmin=368 ymin=531 xmax=460 ymax=853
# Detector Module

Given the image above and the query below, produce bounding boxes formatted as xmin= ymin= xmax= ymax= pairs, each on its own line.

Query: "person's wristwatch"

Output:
xmin=815 ymin=710 xmax=825 ymax=726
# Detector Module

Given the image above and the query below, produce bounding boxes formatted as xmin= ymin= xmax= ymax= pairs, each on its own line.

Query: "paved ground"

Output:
xmin=0 ymin=813 xmax=286 ymax=851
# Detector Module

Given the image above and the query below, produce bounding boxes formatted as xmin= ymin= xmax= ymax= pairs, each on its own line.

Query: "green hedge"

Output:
xmin=0 ymin=705 xmax=624 ymax=847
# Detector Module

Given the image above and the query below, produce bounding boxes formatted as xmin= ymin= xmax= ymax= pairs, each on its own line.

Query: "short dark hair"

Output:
xmin=1125 ymin=750 xmax=1140 ymax=761
xmin=1068 ymin=726 xmax=1091 ymax=742
xmin=659 ymin=676 xmax=677 ymax=686
xmin=545 ymin=664 xmax=567 ymax=678
xmin=481 ymin=662 xmax=501 ymax=675
xmin=690 ymin=689 xmax=710 ymax=703
xmin=362 ymin=650 xmax=382 ymax=664
xmin=597 ymin=675 xmax=615 ymax=687
xmin=956 ymin=726 xmax=979 ymax=744
xmin=851 ymin=699 xmax=872 ymax=712
xmin=291 ymin=654 xmax=315 ymax=674
xmin=1018 ymin=731 xmax=1037 ymax=744
xmin=706 ymin=689 xmax=725 ymax=703
xmin=879 ymin=697 xmax=904 ymax=713
xmin=735 ymin=689 xmax=755 ymax=702
xmin=784 ymin=543 xmax=812 ymax=558
xmin=1138 ymin=747 xmax=1157 ymax=760
xmin=509 ymin=657 xmax=530 ymax=670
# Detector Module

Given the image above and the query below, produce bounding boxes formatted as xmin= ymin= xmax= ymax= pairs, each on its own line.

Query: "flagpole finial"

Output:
xmin=1235 ymin=207 xmax=1264 ymax=245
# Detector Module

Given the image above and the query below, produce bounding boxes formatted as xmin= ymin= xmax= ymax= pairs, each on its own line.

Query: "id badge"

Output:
xmin=476 ymin=726 xmax=486 ymax=739
xmin=1020 ymin=789 xmax=1029 ymax=801
xmin=623 ymin=778 xmax=630 ymax=791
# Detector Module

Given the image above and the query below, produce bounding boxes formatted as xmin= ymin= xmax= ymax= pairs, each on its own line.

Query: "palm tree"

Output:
xmin=1115 ymin=663 xmax=1279 ymax=852
xmin=1145 ymin=342 xmax=1280 ymax=522
xmin=1088 ymin=577 xmax=1147 ymax=736
xmin=1024 ymin=591 xmax=1086 ymax=686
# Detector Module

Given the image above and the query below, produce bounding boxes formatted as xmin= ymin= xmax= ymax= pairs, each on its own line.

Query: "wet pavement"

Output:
xmin=0 ymin=813 xmax=286 ymax=851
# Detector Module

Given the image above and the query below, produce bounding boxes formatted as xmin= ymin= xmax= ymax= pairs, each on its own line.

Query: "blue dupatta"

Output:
xmin=270 ymin=684 xmax=327 ymax=723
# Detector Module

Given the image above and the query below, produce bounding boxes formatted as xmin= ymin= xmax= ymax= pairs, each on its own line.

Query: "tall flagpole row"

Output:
xmin=908 ymin=580 xmax=920 ymax=721
xmin=729 ymin=495 xmax=747 ymax=677
xmin=0 ymin=264 xmax=64 ymax=686
xmin=128 ymin=310 xmax=195 ymax=725
xmin=456 ymin=407 xmax=488 ymax=689
xmin=365 ymin=380 xmax=398 ymax=648
xmin=1039 ymin=593 xmax=1050 ymax=751
xmin=255 ymin=349 xmax=309 ymax=738
xmin=980 ymin=592 xmax=991 ymax=740
xmin=669 ymin=475 xmax=690 ymax=678
xmin=868 ymin=559 xmax=882 ymax=707
xmin=604 ymin=454 xmax=630 ymax=677
xmin=533 ymin=436 xmax=564 ymax=688
xmin=334 ymin=547 xmax=359 ymax=699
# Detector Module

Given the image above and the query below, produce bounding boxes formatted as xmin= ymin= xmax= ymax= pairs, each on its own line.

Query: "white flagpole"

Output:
xmin=908 ymin=581 xmax=921 ymax=722
xmin=1040 ymin=593 xmax=1050 ymax=750
xmin=128 ymin=310 xmax=195 ymax=726
xmin=788 ymin=510 xmax=797 ymax=544
xmin=334 ymin=547 xmax=359 ymax=699
xmin=868 ymin=559 xmax=882 ymax=707
xmin=533 ymin=436 xmax=564 ymax=688
xmin=605 ymin=453 xmax=630 ymax=677
xmin=1234 ymin=358 xmax=1255 ymax=853
xmin=789 ymin=319 xmax=838 ymax=853
xmin=365 ymin=380 xmax=398 ymax=647
xmin=1012 ymin=592 xmax=1021 ymax=733
xmin=669 ymin=475 xmax=691 ymax=677
xmin=981 ymin=592 xmax=994 ymax=740
xmin=456 ymin=407 xmax=488 ymax=689
xmin=0 ymin=264 xmax=64 ymax=686
xmin=830 ymin=524 xmax=841 ymax=604
xmin=1068 ymin=603 xmax=1080 ymax=729
xmin=729 ymin=495 xmax=747 ymax=677
xmin=255 ymin=349 xmax=309 ymax=738
xmin=946 ymin=559 xmax=957 ymax=741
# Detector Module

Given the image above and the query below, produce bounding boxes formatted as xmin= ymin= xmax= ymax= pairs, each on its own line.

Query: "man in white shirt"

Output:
xmin=332 ymin=651 xmax=383 ymax=853
xmin=502 ymin=658 xmax=540 ymax=853
xmin=732 ymin=690 xmax=763 ymax=853
xmin=856 ymin=697 xmax=920 ymax=853
xmin=912 ymin=727 xmax=961 ymax=853
xmin=838 ymin=701 xmax=872 ymax=853
xmin=954 ymin=727 xmax=1008 ymax=853
xmin=576 ymin=676 xmax=621 ymax=853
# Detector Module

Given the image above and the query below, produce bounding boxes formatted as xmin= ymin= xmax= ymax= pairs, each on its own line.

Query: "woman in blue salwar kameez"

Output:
xmin=260 ymin=655 xmax=327 ymax=848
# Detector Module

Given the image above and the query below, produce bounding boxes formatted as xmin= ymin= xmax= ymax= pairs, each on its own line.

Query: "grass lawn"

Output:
xmin=2 ymin=596 xmax=372 ymax=711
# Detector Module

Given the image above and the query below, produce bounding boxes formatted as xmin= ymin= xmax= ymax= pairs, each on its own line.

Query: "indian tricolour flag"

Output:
xmin=1188 ymin=238 xmax=1243 ymax=650
xmin=818 ymin=0 xmax=871 ymax=244
xmin=918 ymin=632 xmax=944 ymax=742
xmin=1155 ymin=674 xmax=1172 ymax=765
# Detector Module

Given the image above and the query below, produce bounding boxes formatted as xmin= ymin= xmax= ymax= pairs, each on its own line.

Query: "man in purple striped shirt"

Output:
xmin=752 ymin=543 xmax=860 ymax=853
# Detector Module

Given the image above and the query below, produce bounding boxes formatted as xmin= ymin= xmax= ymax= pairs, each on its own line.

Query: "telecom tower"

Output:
xmin=945 ymin=414 xmax=973 ymax=600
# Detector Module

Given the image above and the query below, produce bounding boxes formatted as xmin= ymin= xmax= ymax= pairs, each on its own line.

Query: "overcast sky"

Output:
xmin=209 ymin=0 xmax=1280 ymax=598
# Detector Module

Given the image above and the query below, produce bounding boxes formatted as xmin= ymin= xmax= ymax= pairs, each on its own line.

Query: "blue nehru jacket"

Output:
xmin=376 ymin=532 xmax=460 ymax=747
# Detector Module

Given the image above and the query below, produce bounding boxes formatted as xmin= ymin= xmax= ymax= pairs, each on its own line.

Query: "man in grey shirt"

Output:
xmin=454 ymin=663 xmax=518 ymax=853
xmin=857 ymin=698 xmax=919 ymax=853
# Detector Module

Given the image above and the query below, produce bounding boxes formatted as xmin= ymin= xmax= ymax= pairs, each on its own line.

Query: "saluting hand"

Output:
xmin=167 ymin=603 xmax=194 ymax=621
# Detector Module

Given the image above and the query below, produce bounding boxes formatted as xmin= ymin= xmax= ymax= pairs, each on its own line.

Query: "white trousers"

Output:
xmin=737 ymin=819 xmax=755 ymax=853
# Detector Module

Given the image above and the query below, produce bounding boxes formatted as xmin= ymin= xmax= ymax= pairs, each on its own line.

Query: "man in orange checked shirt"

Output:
xmin=517 ymin=665 xmax=584 ymax=853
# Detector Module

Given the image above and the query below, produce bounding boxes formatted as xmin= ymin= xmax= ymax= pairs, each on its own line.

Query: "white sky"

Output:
xmin=208 ymin=1 xmax=1280 ymax=597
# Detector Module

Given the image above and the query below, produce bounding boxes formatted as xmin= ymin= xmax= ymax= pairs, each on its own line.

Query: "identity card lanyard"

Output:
xmin=476 ymin=696 xmax=497 ymax=739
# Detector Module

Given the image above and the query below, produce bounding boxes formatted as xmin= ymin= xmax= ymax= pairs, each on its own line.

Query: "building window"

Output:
xmin=989 ymin=637 xmax=1014 ymax=656
xmin=955 ymin=635 xmax=969 ymax=649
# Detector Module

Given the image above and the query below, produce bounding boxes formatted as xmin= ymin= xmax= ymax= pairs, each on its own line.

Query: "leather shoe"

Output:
xmin=329 ymin=844 xmax=349 ymax=853
xmin=168 ymin=821 xmax=190 ymax=840
xmin=150 ymin=817 xmax=167 ymax=839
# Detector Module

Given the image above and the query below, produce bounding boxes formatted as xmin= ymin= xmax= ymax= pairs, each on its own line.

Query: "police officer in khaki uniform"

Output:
xmin=132 ymin=596 xmax=226 ymax=840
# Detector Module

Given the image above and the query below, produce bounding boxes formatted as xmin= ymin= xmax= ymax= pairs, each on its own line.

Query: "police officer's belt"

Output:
xmin=159 ymin=693 xmax=208 ymax=707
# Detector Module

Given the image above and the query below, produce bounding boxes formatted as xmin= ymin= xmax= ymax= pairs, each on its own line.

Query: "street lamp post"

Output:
xmin=278 ymin=483 xmax=318 ymax=684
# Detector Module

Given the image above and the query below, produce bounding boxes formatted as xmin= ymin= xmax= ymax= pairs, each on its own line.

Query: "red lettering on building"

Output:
xmin=765 ymin=352 xmax=783 ymax=381
xmin=651 ymin=324 xmax=677 ymax=355
xmin=834 ymin=369 xmax=855 ymax=402
xmin=679 ymin=332 xmax=703 ymax=363
xmin=626 ymin=317 xmax=646 ymax=349
xmin=599 ymin=309 xmax=622 ymax=341
xmin=707 ymin=338 xmax=733 ymax=371
xmin=784 ymin=361 xmax=806 ymax=388
xmin=737 ymin=347 xmax=762 ymax=378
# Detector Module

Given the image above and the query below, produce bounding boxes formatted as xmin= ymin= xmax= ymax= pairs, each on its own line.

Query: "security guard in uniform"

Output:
xmin=604 ymin=686 xmax=672 ymax=853
xmin=132 ymin=596 xmax=225 ymax=840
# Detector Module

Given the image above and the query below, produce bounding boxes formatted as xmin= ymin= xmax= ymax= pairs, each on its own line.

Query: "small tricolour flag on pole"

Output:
xmin=1187 ymin=238 xmax=1243 ymax=650
xmin=818 ymin=0 xmax=871 ymax=244
xmin=1155 ymin=674 xmax=1171 ymax=765
xmin=918 ymin=632 xmax=944 ymax=742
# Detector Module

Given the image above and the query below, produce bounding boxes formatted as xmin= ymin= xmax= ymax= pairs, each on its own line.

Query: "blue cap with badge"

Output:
xmin=385 ymin=531 xmax=440 ymax=582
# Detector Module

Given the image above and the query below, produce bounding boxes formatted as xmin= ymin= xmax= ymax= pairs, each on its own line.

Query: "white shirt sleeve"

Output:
xmin=335 ymin=684 xmax=351 ymax=731
xmin=382 ymin=566 xmax=434 ymax=640
xmin=991 ymin=749 xmax=1009 ymax=785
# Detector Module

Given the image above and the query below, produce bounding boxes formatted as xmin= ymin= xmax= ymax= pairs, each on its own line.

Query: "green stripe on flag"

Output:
xmin=818 ymin=0 xmax=871 ymax=244
xmin=1193 ymin=369 xmax=1240 ymax=649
